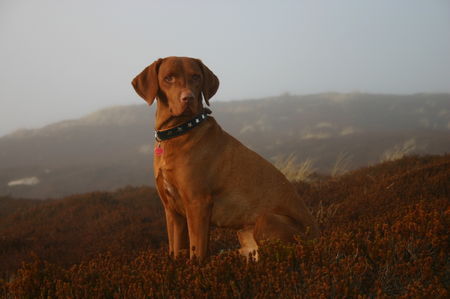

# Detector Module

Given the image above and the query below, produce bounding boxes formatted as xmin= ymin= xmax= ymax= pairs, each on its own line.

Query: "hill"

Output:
xmin=1 ymin=93 xmax=449 ymax=198
xmin=1 ymin=155 xmax=449 ymax=297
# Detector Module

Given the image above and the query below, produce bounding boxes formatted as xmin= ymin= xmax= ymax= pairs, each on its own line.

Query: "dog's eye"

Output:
xmin=192 ymin=74 xmax=201 ymax=81
xmin=164 ymin=75 xmax=175 ymax=83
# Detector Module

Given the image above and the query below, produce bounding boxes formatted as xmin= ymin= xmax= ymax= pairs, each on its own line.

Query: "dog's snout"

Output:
xmin=180 ymin=91 xmax=195 ymax=103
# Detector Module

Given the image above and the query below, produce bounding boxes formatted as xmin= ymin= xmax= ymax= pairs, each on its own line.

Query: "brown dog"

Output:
xmin=132 ymin=56 xmax=319 ymax=261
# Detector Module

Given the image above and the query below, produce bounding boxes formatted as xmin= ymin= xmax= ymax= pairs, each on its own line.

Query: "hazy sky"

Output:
xmin=1 ymin=0 xmax=449 ymax=136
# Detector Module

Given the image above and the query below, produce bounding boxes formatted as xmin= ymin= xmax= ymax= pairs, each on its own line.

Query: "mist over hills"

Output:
xmin=1 ymin=93 xmax=449 ymax=198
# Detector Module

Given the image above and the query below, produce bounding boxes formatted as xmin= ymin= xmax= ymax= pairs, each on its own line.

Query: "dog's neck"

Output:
xmin=154 ymin=109 xmax=211 ymax=142
xmin=155 ymin=101 xmax=209 ymax=131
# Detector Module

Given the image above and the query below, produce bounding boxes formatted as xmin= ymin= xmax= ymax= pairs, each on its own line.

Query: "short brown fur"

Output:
xmin=132 ymin=56 xmax=320 ymax=261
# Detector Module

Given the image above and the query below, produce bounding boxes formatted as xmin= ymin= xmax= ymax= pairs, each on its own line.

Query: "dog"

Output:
xmin=132 ymin=56 xmax=320 ymax=261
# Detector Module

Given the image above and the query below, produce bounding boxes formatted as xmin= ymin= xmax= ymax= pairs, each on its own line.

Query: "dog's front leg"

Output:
xmin=185 ymin=197 xmax=213 ymax=261
xmin=164 ymin=208 xmax=189 ymax=258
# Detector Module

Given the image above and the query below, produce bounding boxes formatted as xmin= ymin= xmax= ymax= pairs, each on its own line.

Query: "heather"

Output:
xmin=1 ymin=155 xmax=449 ymax=297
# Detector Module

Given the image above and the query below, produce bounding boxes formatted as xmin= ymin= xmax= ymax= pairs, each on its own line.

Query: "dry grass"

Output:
xmin=331 ymin=152 xmax=353 ymax=177
xmin=380 ymin=138 xmax=417 ymax=162
xmin=273 ymin=154 xmax=317 ymax=182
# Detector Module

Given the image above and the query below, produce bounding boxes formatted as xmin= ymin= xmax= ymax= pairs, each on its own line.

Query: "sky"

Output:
xmin=1 ymin=0 xmax=449 ymax=136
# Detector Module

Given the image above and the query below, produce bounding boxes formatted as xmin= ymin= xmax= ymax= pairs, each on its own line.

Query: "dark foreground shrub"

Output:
xmin=1 ymin=155 xmax=449 ymax=297
xmin=2 ymin=197 xmax=448 ymax=298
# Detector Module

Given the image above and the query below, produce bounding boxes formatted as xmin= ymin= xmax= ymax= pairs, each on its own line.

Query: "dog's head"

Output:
xmin=132 ymin=56 xmax=219 ymax=117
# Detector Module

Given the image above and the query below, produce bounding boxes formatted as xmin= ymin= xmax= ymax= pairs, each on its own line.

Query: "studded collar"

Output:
xmin=154 ymin=109 xmax=212 ymax=142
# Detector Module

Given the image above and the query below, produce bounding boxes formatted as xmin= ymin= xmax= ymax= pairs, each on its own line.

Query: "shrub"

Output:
xmin=1 ymin=155 xmax=449 ymax=297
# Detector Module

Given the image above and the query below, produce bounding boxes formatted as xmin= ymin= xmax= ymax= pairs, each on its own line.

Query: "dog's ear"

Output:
xmin=198 ymin=60 xmax=219 ymax=106
xmin=131 ymin=58 xmax=163 ymax=105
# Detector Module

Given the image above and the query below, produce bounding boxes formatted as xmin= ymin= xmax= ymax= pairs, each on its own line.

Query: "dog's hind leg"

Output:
xmin=253 ymin=213 xmax=307 ymax=244
xmin=237 ymin=227 xmax=259 ymax=261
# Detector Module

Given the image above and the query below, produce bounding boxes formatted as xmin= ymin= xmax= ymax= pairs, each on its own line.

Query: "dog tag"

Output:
xmin=154 ymin=144 xmax=164 ymax=156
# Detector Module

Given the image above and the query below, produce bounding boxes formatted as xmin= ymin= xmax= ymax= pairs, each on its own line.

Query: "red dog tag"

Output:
xmin=154 ymin=145 xmax=164 ymax=156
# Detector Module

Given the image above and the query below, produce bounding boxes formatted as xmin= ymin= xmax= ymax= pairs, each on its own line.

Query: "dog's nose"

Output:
xmin=180 ymin=91 xmax=195 ymax=103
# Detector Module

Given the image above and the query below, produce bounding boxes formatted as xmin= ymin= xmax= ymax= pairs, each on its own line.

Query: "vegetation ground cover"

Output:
xmin=0 ymin=155 xmax=448 ymax=297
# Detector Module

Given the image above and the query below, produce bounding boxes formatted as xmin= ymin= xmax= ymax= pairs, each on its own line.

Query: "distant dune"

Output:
xmin=0 ymin=93 xmax=449 ymax=198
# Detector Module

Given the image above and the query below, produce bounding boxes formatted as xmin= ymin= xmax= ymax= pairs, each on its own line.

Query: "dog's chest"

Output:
xmin=154 ymin=152 xmax=187 ymax=215
xmin=158 ymin=169 xmax=186 ymax=216
xmin=164 ymin=180 xmax=185 ymax=215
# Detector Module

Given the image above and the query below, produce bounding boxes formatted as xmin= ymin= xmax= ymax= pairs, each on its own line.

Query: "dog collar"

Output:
xmin=155 ymin=109 xmax=211 ymax=141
